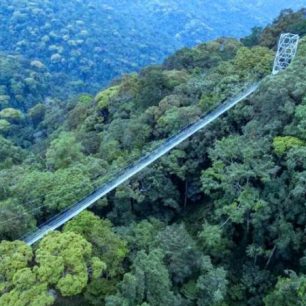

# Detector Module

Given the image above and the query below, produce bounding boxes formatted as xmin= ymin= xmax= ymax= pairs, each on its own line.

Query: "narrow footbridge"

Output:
xmin=24 ymin=84 xmax=258 ymax=245
xmin=23 ymin=33 xmax=299 ymax=245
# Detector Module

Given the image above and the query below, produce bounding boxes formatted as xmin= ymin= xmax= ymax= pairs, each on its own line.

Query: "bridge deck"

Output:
xmin=23 ymin=84 xmax=259 ymax=245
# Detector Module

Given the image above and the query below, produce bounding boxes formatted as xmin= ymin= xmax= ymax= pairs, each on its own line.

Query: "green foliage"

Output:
xmin=292 ymin=99 xmax=306 ymax=139
xmin=0 ymin=232 xmax=105 ymax=305
xmin=1 ymin=0 xmax=298 ymax=95
xmin=156 ymin=224 xmax=201 ymax=284
xmin=35 ymin=231 xmax=100 ymax=296
xmin=241 ymin=27 xmax=263 ymax=47
xmin=0 ymin=55 xmax=51 ymax=112
xmin=1 ymin=8 xmax=306 ymax=306
xmin=196 ymin=258 xmax=228 ymax=306
xmin=106 ymin=249 xmax=179 ymax=306
xmin=0 ymin=118 xmax=10 ymax=133
xmin=157 ymin=105 xmax=201 ymax=135
xmin=273 ymin=136 xmax=305 ymax=156
xmin=78 ymin=94 xmax=93 ymax=105
xmin=122 ymin=218 xmax=165 ymax=254
xmin=0 ymin=95 xmax=10 ymax=108
xmin=288 ymin=20 xmax=306 ymax=36
xmin=0 ymin=240 xmax=32 ymax=294
xmin=46 ymin=132 xmax=85 ymax=170
xmin=198 ymin=223 xmax=227 ymax=257
xmin=95 ymin=86 xmax=120 ymax=110
xmin=136 ymin=66 xmax=174 ymax=108
xmin=0 ymin=241 xmax=54 ymax=306
xmin=260 ymin=9 xmax=306 ymax=48
xmin=199 ymin=93 xmax=222 ymax=111
xmin=0 ymin=199 xmax=36 ymax=240
xmin=201 ymin=136 xmax=275 ymax=210
xmin=64 ymin=211 xmax=127 ymax=277
xmin=164 ymin=38 xmax=242 ymax=71
xmin=0 ymin=136 xmax=24 ymax=168
xmin=233 ymin=46 xmax=274 ymax=77
xmin=0 ymin=281 xmax=54 ymax=306
xmin=28 ymin=103 xmax=46 ymax=127
xmin=12 ymin=166 xmax=93 ymax=215
xmin=0 ymin=107 xmax=23 ymax=123
xmin=264 ymin=272 xmax=306 ymax=306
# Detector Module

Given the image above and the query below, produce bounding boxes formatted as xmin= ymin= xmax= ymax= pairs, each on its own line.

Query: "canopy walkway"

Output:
xmin=23 ymin=33 xmax=300 ymax=245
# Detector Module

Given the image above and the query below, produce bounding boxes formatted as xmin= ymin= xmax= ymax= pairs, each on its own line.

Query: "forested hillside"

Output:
xmin=0 ymin=0 xmax=304 ymax=93
xmin=0 ymin=8 xmax=306 ymax=306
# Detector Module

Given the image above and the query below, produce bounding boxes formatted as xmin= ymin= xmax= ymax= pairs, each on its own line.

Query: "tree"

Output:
xmin=156 ymin=105 xmax=202 ymax=136
xmin=198 ymin=222 xmax=228 ymax=258
xmin=0 ymin=232 xmax=105 ymax=305
xmin=241 ymin=27 xmax=263 ymax=47
xmin=0 ymin=269 xmax=54 ymax=306
xmin=0 ymin=240 xmax=55 ymax=306
xmin=181 ymin=256 xmax=228 ymax=306
xmin=124 ymin=218 xmax=165 ymax=254
xmin=292 ymin=101 xmax=306 ymax=140
xmin=136 ymin=66 xmax=172 ymax=108
xmin=0 ymin=240 xmax=33 ymax=294
xmin=0 ymin=136 xmax=24 ymax=167
xmin=264 ymin=272 xmax=306 ymax=306
xmin=0 ymin=119 xmax=10 ymax=133
xmin=64 ymin=211 xmax=127 ymax=277
xmin=156 ymin=223 xmax=201 ymax=284
xmin=273 ymin=136 xmax=305 ymax=156
xmin=106 ymin=249 xmax=180 ymax=306
xmin=0 ymin=107 xmax=23 ymax=123
xmin=259 ymin=9 xmax=306 ymax=48
xmin=12 ymin=166 xmax=92 ymax=216
xmin=196 ymin=260 xmax=228 ymax=306
xmin=95 ymin=86 xmax=120 ymax=111
xmin=0 ymin=199 xmax=36 ymax=240
xmin=164 ymin=39 xmax=241 ymax=71
xmin=63 ymin=213 xmax=127 ymax=306
xmin=201 ymin=136 xmax=275 ymax=209
xmin=46 ymin=132 xmax=84 ymax=170
xmin=44 ymin=166 xmax=93 ymax=212
xmin=35 ymin=231 xmax=104 ymax=297
xmin=28 ymin=103 xmax=46 ymax=127
xmin=233 ymin=46 xmax=274 ymax=77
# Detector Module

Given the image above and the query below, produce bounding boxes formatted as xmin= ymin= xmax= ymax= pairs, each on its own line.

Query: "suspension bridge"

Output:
xmin=22 ymin=33 xmax=299 ymax=245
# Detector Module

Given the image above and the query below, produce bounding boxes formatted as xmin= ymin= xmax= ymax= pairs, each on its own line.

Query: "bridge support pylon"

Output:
xmin=272 ymin=33 xmax=300 ymax=75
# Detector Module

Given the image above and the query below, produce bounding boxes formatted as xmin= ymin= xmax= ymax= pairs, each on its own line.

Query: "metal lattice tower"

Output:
xmin=272 ymin=33 xmax=300 ymax=75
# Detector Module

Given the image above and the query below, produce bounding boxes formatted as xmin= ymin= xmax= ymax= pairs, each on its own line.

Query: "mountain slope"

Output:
xmin=0 ymin=7 xmax=306 ymax=306
xmin=0 ymin=0 xmax=304 ymax=93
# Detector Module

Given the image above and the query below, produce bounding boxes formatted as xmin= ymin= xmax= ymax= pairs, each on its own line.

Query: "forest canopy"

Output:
xmin=0 ymin=0 xmax=304 ymax=94
xmin=0 ymin=7 xmax=306 ymax=306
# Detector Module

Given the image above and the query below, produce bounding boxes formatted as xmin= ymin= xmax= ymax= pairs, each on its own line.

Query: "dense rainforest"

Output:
xmin=0 ymin=0 xmax=304 ymax=93
xmin=1 ymin=8 xmax=306 ymax=306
